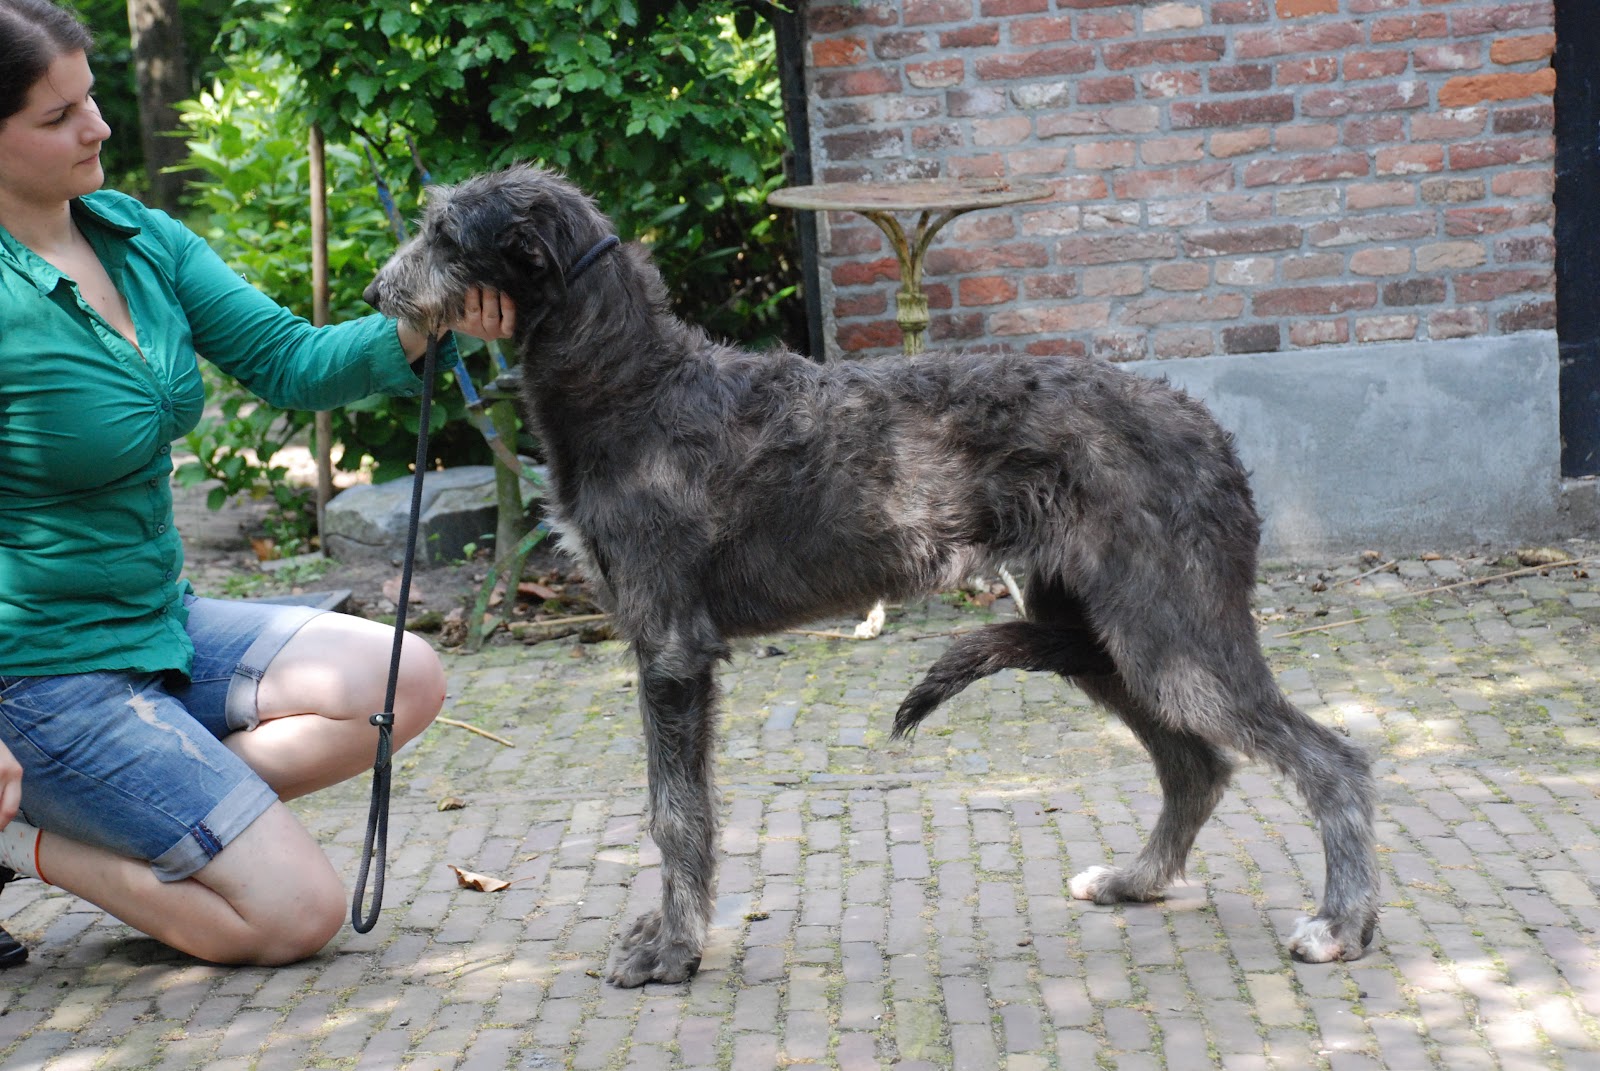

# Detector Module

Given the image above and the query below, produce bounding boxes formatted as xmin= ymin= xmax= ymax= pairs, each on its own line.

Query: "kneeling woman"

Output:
xmin=0 ymin=0 xmax=513 ymax=966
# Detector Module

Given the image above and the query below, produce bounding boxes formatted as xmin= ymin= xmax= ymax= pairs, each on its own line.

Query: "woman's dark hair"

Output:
xmin=0 ymin=0 xmax=92 ymax=124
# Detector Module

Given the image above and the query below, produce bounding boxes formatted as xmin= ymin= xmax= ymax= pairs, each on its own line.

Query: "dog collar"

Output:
xmin=567 ymin=235 xmax=621 ymax=284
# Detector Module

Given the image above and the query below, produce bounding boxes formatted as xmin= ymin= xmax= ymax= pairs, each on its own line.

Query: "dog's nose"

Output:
xmin=362 ymin=279 xmax=382 ymax=311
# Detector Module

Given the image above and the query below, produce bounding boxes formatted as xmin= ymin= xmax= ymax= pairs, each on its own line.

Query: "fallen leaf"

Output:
xmin=437 ymin=796 xmax=466 ymax=812
xmin=448 ymin=865 xmax=510 ymax=893
xmin=1516 ymin=546 xmax=1573 ymax=567
xmin=382 ymin=577 xmax=422 ymax=605
xmin=250 ymin=536 xmax=279 ymax=562
xmin=518 ymin=581 xmax=561 ymax=601
xmin=1420 ymin=551 xmax=1443 ymax=561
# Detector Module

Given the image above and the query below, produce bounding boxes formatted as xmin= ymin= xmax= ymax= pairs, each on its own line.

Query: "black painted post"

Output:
xmin=1555 ymin=7 xmax=1600 ymax=475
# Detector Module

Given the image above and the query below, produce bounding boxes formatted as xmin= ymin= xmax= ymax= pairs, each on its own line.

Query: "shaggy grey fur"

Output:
xmin=366 ymin=165 xmax=1380 ymax=986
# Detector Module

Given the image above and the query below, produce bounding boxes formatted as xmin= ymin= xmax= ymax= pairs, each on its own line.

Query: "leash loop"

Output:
xmin=352 ymin=334 xmax=441 ymax=934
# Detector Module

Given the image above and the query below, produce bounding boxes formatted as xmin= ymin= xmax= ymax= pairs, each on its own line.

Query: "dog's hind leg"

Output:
xmin=1068 ymin=674 xmax=1236 ymax=904
xmin=608 ymin=622 xmax=725 ymax=987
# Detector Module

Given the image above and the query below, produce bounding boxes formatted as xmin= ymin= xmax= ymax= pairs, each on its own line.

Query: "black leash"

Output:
xmin=351 ymin=333 xmax=442 ymax=934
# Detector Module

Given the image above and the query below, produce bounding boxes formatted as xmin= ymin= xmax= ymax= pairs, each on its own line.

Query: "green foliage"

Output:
xmin=171 ymin=1 xmax=799 ymax=534
xmin=224 ymin=0 xmax=800 ymax=344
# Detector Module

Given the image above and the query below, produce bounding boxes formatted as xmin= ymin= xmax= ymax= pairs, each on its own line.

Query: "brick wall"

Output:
xmin=798 ymin=0 xmax=1557 ymax=361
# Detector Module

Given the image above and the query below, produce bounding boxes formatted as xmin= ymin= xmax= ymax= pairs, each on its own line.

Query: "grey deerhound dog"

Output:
xmin=366 ymin=165 xmax=1379 ymax=987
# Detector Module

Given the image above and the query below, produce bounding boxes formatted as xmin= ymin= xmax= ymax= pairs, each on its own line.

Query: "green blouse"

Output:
xmin=0 ymin=190 xmax=423 ymax=678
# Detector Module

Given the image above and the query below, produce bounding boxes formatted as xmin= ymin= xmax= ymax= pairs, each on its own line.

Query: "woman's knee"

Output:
xmin=393 ymin=631 xmax=446 ymax=746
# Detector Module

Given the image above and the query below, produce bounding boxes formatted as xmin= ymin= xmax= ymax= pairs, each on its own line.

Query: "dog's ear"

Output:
xmin=500 ymin=221 xmax=569 ymax=306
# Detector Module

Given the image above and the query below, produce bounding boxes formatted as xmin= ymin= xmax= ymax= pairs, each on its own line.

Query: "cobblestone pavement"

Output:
xmin=4 ymin=544 xmax=1600 ymax=1070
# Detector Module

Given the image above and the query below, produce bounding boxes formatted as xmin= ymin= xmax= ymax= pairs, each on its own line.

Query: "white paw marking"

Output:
xmin=1287 ymin=916 xmax=1341 ymax=962
xmin=853 ymin=601 xmax=887 ymax=639
xmin=1069 ymin=865 xmax=1118 ymax=901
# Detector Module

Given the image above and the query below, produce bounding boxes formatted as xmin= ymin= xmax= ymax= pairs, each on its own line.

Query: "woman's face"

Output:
xmin=0 ymin=49 xmax=110 ymax=210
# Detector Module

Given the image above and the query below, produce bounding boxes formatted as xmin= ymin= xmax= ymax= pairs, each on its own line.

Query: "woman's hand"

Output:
xmin=395 ymin=287 xmax=517 ymax=362
xmin=0 ymin=738 xmax=20 ymax=829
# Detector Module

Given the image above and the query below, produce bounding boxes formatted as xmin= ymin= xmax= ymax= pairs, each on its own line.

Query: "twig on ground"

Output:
xmin=1276 ymin=617 xmax=1369 ymax=638
xmin=1390 ymin=558 xmax=1598 ymax=601
xmin=1326 ymin=559 xmax=1397 ymax=589
xmin=437 ymin=716 xmax=516 ymax=747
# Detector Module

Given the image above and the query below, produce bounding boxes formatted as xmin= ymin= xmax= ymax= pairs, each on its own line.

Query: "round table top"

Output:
xmin=768 ymin=178 xmax=1050 ymax=213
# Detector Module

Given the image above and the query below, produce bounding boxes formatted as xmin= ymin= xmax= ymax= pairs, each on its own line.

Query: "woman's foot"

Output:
xmin=0 ymin=866 xmax=27 ymax=967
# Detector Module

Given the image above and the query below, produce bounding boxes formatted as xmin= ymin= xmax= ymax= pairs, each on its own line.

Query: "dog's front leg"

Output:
xmin=608 ymin=626 xmax=722 ymax=987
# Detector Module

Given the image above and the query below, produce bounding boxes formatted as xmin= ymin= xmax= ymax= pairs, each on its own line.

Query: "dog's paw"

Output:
xmin=1287 ymin=916 xmax=1371 ymax=963
xmin=853 ymin=602 xmax=886 ymax=640
xmin=608 ymin=910 xmax=702 ymax=987
xmin=1068 ymin=865 xmax=1165 ymax=904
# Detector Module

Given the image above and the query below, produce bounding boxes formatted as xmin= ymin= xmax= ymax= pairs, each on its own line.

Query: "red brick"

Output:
xmin=1253 ymin=284 xmax=1377 ymax=316
xmin=906 ymin=58 xmax=965 ymax=88
xmin=1278 ymin=0 xmax=1337 ymax=15
xmin=1452 ymin=4 xmax=1557 ymax=36
xmin=1281 ymin=253 xmax=1341 ymax=282
xmin=1348 ymin=181 xmax=1417 ymax=210
xmin=1142 ymin=71 xmax=1204 ymax=98
xmin=1009 ymin=147 xmax=1073 ymax=175
xmin=1235 ymin=23 xmax=1363 ymax=58
xmin=991 ymin=303 xmax=1111 ymax=334
xmin=925 ymin=243 xmax=1050 ymax=274
xmin=1497 ymin=299 xmax=1555 ymax=332
xmin=939 ymin=25 xmax=999 ymax=48
xmin=1290 ymin=319 xmax=1351 ymax=347
xmin=832 ymin=258 xmax=901 ymax=286
xmin=1154 ymin=328 xmax=1214 ymax=358
xmin=1223 ymin=323 xmax=1281 ymax=353
xmin=1142 ymin=136 xmax=1206 ymax=165
xmin=1369 ymin=15 xmax=1449 ymax=43
xmin=976 ymin=47 xmax=1095 ymax=80
xmin=1012 ymin=15 xmax=1075 ymax=45
xmin=1355 ymin=315 xmax=1419 ymax=342
xmin=1182 ymin=224 xmax=1303 ymax=256
xmin=1349 ymin=247 xmax=1412 ymax=275
xmin=1277 ymin=57 xmax=1340 ymax=84
xmin=812 ymin=37 xmax=868 ymax=67
xmin=1078 ymin=76 xmax=1137 ymax=104
xmin=904 ymin=0 xmax=973 ymax=25
xmin=912 ymin=124 xmax=964 ymax=151
xmin=1440 ymin=69 xmax=1556 ymax=108
xmin=1383 ymin=278 xmax=1447 ymax=306
xmin=837 ymin=320 xmax=905 ymax=351
xmin=808 ymin=2 xmax=898 ymax=33
xmin=1075 ymin=141 xmax=1136 ymax=169
xmin=1350 ymin=0 xmax=1409 ymax=10
xmin=1056 ymin=233 xmax=1181 ymax=265
xmin=1209 ymin=64 xmax=1274 ymax=94
xmin=1077 ymin=11 xmax=1137 ymax=38
xmin=1344 ymin=50 xmax=1410 ymax=80
xmin=1445 ymin=204 xmax=1551 ymax=236
xmin=1448 ymin=136 xmax=1554 ymax=171
xmin=1214 ymin=0 xmax=1269 ymax=22
xmin=1307 ymin=213 xmax=1433 ymax=246
xmin=1124 ymin=294 xmax=1245 ymax=324
xmin=1111 ymin=164 xmax=1234 ymax=200
xmin=1490 ymin=170 xmax=1554 ymax=198
xmin=1092 ymin=332 xmax=1148 ymax=361
xmin=822 ymin=129 xmax=906 ymax=160
xmin=1414 ymin=43 xmax=1481 ymax=71
xmin=1452 ymin=268 xmax=1552 ymax=302
xmin=1056 ymin=0 xmax=1129 ymax=7
xmin=1024 ymin=339 xmax=1090 ymax=358
xmin=1243 ymin=152 xmax=1369 ymax=187
xmin=1342 ymin=115 xmax=1407 ymax=147
xmin=1493 ymin=104 xmax=1554 ymax=135
xmin=1171 ymin=94 xmax=1295 ymax=129
xmin=947 ymin=154 xmax=1006 ymax=178
xmin=1102 ymin=36 xmax=1227 ymax=71
xmin=835 ymin=293 xmax=888 ymax=317
xmin=875 ymin=32 xmax=930 ymax=60
xmin=1209 ymin=192 xmax=1275 ymax=220
xmin=1082 ymin=265 xmax=1146 ymax=296
xmin=973 ymin=117 xmax=1031 ymax=146
xmin=1026 ymin=273 xmax=1081 ymax=299
xmin=980 ymin=0 xmax=1048 ymax=12
xmin=1495 ymin=235 xmax=1555 ymax=263
xmin=1212 ymin=129 xmax=1273 ymax=158
xmin=1412 ymin=110 xmax=1487 ymax=141
xmin=1377 ymin=145 xmax=1445 ymax=175
xmin=825 ymin=224 xmax=885 ymax=257
xmin=1302 ymin=82 xmax=1429 ymax=116
xmin=1150 ymin=262 xmax=1211 ymax=291
xmin=948 ymin=88 xmax=1009 ymax=117
xmin=959 ymin=276 xmax=1019 ymax=306
xmin=813 ymin=69 xmax=902 ymax=98
xmin=1429 ymin=308 xmax=1489 ymax=339
xmin=1491 ymin=33 xmax=1556 ymax=65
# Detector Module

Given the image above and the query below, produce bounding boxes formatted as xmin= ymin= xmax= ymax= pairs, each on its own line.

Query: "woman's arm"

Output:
xmin=395 ymin=287 xmax=516 ymax=361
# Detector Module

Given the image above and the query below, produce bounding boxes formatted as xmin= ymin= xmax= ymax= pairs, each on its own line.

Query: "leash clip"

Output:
xmin=369 ymin=712 xmax=395 ymax=728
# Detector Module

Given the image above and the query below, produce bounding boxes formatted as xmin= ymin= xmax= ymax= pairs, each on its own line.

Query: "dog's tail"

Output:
xmin=891 ymin=621 xmax=1114 ymax=739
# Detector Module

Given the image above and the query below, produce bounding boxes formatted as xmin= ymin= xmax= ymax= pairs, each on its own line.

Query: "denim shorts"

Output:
xmin=0 ymin=596 xmax=324 ymax=882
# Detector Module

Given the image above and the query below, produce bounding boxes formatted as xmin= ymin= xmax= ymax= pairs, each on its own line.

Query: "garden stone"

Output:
xmin=323 ymin=465 xmax=543 ymax=565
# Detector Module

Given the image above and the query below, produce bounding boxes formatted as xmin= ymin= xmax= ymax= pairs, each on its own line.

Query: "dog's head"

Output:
xmin=364 ymin=164 xmax=615 ymax=338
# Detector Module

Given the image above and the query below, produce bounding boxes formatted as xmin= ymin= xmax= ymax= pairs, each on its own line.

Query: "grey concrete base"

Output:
xmin=1124 ymin=332 xmax=1568 ymax=559
xmin=323 ymin=465 xmax=544 ymax=565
